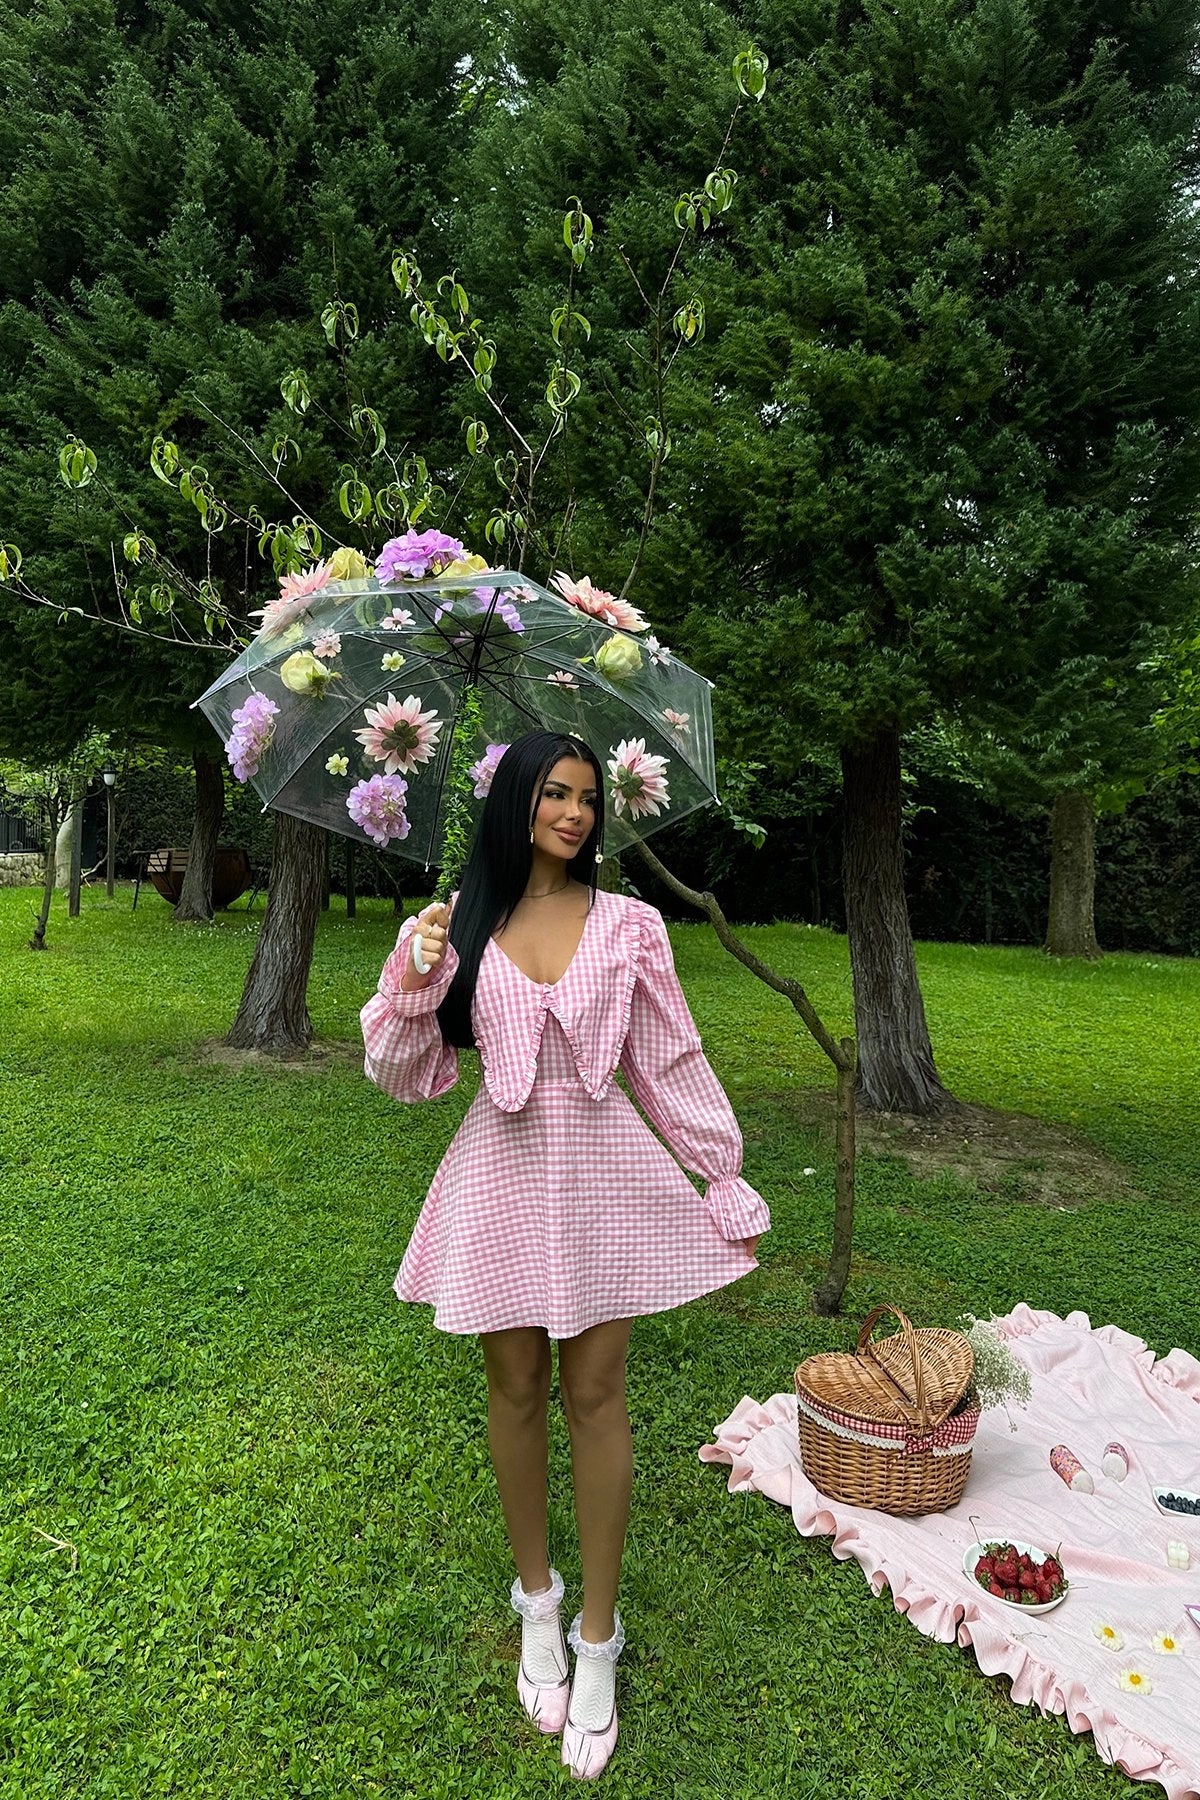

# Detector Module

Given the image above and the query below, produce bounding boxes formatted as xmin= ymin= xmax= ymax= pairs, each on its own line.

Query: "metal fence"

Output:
xmin=0 ymin=804 xmax=47 ymax=855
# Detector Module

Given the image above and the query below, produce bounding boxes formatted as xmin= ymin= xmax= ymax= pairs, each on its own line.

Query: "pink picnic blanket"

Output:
xmin=699 ymin=1305 xmax=1200 ymax=1798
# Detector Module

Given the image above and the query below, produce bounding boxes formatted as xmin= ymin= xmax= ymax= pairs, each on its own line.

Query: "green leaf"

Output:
xmin=57 ymin=438 xmax=97 ymax=490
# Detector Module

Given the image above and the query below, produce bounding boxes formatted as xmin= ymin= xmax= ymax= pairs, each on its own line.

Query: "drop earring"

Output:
xmin=594 ymin=850 xmax=604 ymax=865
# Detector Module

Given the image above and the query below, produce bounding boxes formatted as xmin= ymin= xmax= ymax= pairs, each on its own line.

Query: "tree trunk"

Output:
xmin=54 ymin=798 xmax=79 ymax=888
xmin=596 ymin=855 xmax=621 ymax=893
xmin=29 ymin=795 xmax=62 ymax=951
xmin=841 ymin=729 xmax=955 ymax=1113
xmin=174 ymin=751 xmax=225 ymax=924
xmin=1044 ymin=791 xmax=1100 ymax=959
xmin=813 ymin=1037 xmax=857 ymax=1316
xmin=225 ymin=815 xmax=325 ymax=1055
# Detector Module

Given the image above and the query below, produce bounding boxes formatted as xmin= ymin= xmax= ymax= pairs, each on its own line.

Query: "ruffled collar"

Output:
xmin=471 ymin=888 xmax=644 ymax=1113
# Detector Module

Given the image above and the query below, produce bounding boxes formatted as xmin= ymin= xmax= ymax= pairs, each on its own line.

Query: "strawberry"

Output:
xmin=1004 ymin=1587 xmax=1021 ymax=1604
xmin=1018 ymin=1569 xmax=1038 ymax=1589
xmin=975 ymin=1557 xmax=994 ymax=1579
xmin=995 ymin=1562 xmax=1018 ymax=1587
xmin=1035 ymin=1582 xmax=1052 ymax=1604
xmin=988 ymin=1580 xmax=1005 ymax=1597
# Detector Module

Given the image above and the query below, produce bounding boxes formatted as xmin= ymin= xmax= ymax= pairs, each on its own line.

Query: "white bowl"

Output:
xmin=963 ymin=1539 xmax=1069 ymax=1615
xmin=1153 ymin=1486 xmax=1200 ymax=1519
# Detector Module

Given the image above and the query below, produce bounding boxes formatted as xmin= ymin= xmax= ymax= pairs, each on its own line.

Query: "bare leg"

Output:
xmin=558 ymin=1318 xmax=633 ymax=1642
xmin=480 ymin=1326 xmax=553 ymax=1593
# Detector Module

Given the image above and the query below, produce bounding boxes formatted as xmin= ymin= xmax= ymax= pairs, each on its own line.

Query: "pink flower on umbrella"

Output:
xmin=223 ymin=692 xmax=279 ymax=781
xmin=550 ymin=571 xmax=648 ymax=633
xmin=311 ymin=628 xmax=341 ymax=659
xmin=607 ymin=738 xmax=670 ymax=820
xmin=546 ymin=669 xmax=578 ymax=687
xmin=468 ymin=742 xmax=508 ymax=798
xmin=354 ymin=693 xmax=443 ymax=775
xmin=375 ymin=529 xmax=465 ymax=582
xmin=346 ymin=773 xmax=411 ymax=848
xmin=645 ymin=634 xmax=671 ymax=666
xmin=662 ymin=708 xmax=690 ymax=734
xmin=252 ymin=560 xmax=335 ymax=636
xmin=380 ymin=607 xmax=415 ymax=631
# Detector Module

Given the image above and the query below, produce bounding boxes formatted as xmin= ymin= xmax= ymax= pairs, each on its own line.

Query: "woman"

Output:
xmin=360 ymin=731 xmax=768 ymax=1780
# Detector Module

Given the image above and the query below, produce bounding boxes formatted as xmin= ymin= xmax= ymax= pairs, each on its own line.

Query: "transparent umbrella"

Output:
xmin=193 ymin=568 xmax=718 ymax=869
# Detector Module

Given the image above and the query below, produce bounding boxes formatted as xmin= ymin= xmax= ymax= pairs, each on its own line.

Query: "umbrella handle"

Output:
xmin=411 ymin=931 xmax=431 ymax=976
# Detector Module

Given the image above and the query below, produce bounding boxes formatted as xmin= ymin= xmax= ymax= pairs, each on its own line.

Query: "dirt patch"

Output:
xmin=781 ymin=1092 xmax=1134 ymax=1208
xmin=195 ymin=1038 xmax=360 ymax=1074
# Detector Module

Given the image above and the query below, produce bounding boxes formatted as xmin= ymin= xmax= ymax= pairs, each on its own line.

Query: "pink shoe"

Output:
xmin=562 ymin=1611 xmax=624 ymax=1780
xmin=510 ymin=1570 xmax=570 ymax=1734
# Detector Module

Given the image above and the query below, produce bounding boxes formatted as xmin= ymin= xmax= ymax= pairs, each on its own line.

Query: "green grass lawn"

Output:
xmin=1 ymin=885 xmax=1197 ymax=1799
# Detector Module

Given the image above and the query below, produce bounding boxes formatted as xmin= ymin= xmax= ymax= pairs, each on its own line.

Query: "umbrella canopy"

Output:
xmin=194 ymin=568 xmax=717 ymax=866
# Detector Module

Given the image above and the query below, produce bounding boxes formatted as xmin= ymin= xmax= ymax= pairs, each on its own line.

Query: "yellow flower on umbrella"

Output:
xmin=595 ymin=635 xmax=643 ymax=682
xmin=327 ymin=546 xmax=369 ymax=582
xmin=1117 ymin=1669 xmax=1153 ymax=1694
xmin=280 ymin=650 xmax=336 ymax=696
xmin=355 ymin=693 xmax=443 ymax=776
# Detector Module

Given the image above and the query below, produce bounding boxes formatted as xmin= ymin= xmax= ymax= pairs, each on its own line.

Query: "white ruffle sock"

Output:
xmin=563 ymin=1611 xmax=624 ymax=1779
xmin=510 ymin=1570 xmax=570 ymax=1733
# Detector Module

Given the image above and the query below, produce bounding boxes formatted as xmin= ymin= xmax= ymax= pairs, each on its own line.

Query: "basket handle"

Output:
xmin=855 ymin=1304 xmax=931 ymax=1432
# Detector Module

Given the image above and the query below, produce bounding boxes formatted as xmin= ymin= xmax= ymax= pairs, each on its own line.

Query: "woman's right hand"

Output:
xmin=402 ymin=901 xmax=452 ymax=989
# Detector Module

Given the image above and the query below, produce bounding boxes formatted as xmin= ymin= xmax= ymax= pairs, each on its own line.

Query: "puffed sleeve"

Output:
xmin=618 ymin=907 xmax=770 ymax=1241
xmin=360 ymin=912 xmax=460 ymax=1102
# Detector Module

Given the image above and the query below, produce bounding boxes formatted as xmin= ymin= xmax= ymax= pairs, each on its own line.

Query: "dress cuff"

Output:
xmin=704 ymin=1174 xmax=770 ymax=1241
xmin=380 ymin=923 xmax=460 ymax=1014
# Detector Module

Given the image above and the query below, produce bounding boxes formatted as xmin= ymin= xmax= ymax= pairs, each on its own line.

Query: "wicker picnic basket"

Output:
xmin=794 ymin=1305 xmax=980 ymax=1516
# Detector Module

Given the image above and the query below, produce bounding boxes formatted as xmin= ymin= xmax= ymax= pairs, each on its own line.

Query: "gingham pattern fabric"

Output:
xmin=360 ymin=890 xmax=770 ymax=1338
xmin=794 ymin=1392 xmax=981 ymax=1457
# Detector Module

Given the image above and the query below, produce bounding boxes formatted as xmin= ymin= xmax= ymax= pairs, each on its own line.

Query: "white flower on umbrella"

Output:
xmin=550 ymin=571 xmax=648 ymax=633
xmin=645 ymin=635 xmax=671 ymax=666
xmin=311 ymin=629 xmax=341 ymax=659
xmin=546 ymin=669 xmax=578 ymax=687
xmin=662 ymin=708 xmax=690 ymax=734
xmin=355 ymin=693 xmax=443 ymax=775
xmin=380 ymin=607 xmax=415 ymax=631
xmin=608 ymin=738 xmax=670 ymax=820
xmin=510 ymin=584 xmax=537 ymax=603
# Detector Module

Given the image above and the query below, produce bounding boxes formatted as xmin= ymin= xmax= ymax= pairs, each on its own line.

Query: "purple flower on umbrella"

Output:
xmin=607 ymin=738 xmax=670 ymax=820
xmin=468 ymin=742 xmax=508 ymax=798
xmin=347 ymin=773 xmax=411 ymax=847
xmin=355 ymin=693 xmax=443 ymax=775
xmin=433 ymin=591 xmax=524 ymax=634
xmin=224 ymin=692 xmax=279 ymax=781
xmin=375 ymin=530 xmax=465 ymax=582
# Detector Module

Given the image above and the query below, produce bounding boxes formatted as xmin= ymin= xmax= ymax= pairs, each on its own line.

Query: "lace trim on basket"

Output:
xmin=796 ymin=1393 xmax=978 ymax=1457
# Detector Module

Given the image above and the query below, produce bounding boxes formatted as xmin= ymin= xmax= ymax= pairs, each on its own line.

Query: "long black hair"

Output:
xmin=435 ymin=730 xmax=605 ymax=1048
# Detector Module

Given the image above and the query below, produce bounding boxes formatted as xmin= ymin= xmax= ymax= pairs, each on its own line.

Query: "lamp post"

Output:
xmin=102 ymin=765 xmax=117 ymax=899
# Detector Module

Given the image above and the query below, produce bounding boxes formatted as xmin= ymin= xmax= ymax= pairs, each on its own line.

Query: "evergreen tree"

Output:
xmin=445 ymin=0 xmax=1200 ymax=1106
xmin=0 ymin=0 xmax=478 ymax=1020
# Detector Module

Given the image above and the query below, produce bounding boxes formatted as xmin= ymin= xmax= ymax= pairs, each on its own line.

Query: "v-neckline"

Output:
xmin=488 ymin=893 xmax=596 ymax=990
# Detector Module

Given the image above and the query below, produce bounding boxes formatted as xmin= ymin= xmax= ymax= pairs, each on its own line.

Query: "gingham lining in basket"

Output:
xmin=796 ymin=1392 xmax=981 ymax=1458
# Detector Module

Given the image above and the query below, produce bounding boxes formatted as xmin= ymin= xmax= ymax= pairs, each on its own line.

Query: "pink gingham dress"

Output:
xmin=360 ymin=889 xmax=769 ymax=1339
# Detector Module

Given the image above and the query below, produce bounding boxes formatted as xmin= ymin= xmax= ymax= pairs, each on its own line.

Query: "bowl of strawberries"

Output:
xmin=963 ymin=1539 xmax=1069 ymax=1613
